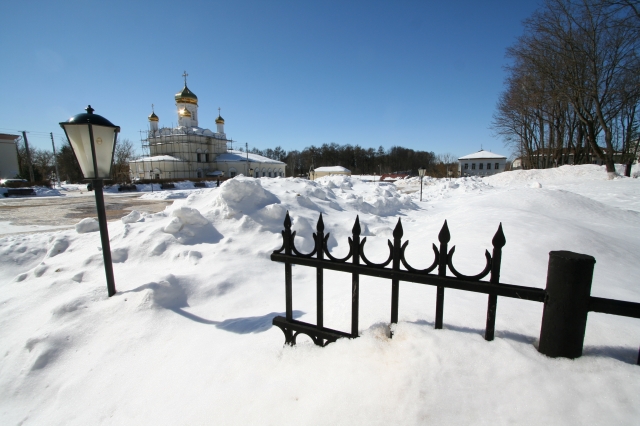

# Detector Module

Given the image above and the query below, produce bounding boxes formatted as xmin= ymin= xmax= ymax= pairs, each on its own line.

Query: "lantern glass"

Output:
xmin=63 ymin=124 xmax=117 ymax=179
xmin=418 ymin=167 xmax=426 ymax=177
xmin=60 ymin=107 xmax=119 ymax=180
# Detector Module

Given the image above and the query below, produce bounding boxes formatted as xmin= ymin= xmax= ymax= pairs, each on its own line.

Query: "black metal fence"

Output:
xmin=271 ymin=212 xmax=640 ymax=363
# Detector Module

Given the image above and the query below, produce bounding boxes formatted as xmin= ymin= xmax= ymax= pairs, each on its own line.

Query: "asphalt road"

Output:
xmin=0 ymin=193 xmax=172 ymax=234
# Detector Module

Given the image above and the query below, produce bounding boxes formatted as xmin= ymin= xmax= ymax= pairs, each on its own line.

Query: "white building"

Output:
xmin=130 ymin=74 xmax=285 ymax=180
xmin=0 ymin=134 xmax=20 ymax=179
xmin=458 ymin=150 xmax=507 ymax=177
xmin=309 ymin=166 xmax=351 ymax=180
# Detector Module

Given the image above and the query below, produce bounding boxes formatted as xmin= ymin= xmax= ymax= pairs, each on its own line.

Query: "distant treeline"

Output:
xmin=242 ymin=143 xmax=456 ymax=177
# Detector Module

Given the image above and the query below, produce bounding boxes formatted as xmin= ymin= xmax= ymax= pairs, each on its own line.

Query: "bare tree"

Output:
xmin=494 ymin=0 xmax=640 ymax=176
xmin=112 ymin=138 xmax=135 ymax=182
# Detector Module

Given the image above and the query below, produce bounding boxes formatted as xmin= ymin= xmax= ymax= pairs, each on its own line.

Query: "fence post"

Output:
xmin=435 ymin=221 xmax=450 ymax=329
xmin=538 ymin=250 xmax=596 ymax=359
xmin=284 ymin=212 xmax=293 ymax=322
xmin=316 ymin=214 xmax=325 ymax=329
xmin=390 ymin=218 xmax=403 ymax=326
xmin=485 ymin=223 xmax=505 ymax=341
xmin=351 ymin=216 xmax=361 ymax=338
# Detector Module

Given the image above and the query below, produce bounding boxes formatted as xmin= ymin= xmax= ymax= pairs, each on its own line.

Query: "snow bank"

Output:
xmin=1 ymin=167 xmax=640 ymax=425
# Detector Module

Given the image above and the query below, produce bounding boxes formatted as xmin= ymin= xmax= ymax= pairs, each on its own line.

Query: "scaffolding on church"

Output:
xmin=134 ymin=125 xmax=236 ymax=180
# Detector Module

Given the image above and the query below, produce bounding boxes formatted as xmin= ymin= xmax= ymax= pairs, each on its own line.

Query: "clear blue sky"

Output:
xmin=1 ymin=0 xmax=541 ymax=159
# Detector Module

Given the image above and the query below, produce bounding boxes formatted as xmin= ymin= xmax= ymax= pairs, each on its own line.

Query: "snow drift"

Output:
xmin=1 ymin=166 xmax=640 ymax=425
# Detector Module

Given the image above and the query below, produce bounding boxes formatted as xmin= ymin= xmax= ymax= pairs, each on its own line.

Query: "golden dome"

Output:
xmin=148 ymin=111 xmax=159 ymax=122
xmin=215 ymin=115 xmax=225 ymax=124
xmin=179 ymin=108 xmax=192 ymax=117
xmin=175 ymin=85 xmax=198 ymax=105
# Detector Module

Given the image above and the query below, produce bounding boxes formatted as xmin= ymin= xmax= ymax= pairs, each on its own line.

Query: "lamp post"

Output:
xmin=418 ymin=166 xmax=426 ymax=202
xmin=60 ymin=106 xmax=120 ymax=297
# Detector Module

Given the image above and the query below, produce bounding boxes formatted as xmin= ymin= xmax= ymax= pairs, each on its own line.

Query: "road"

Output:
xmin=0 ymin=192 xmax=172 ymax=235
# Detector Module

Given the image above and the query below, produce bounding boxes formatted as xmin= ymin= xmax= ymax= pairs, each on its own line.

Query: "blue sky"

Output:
xmin=1 ymin=0 xmax=541 ymax=159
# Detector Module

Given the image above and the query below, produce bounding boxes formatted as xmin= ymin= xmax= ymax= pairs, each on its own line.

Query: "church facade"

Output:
xmin=130 ymin=75 xmax=285 ymax=180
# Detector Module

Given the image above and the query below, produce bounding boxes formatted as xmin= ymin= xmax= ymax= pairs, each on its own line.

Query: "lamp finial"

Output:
xmin=86 ymin=105 xmax=94 ymax=114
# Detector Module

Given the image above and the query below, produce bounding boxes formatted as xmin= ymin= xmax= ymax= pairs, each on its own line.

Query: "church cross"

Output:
xmin=218 ymin=107 xmax=221 ymax=116
xmin=151 ymin=103 xmax=154 ymax=112
xmin=182 ymin=71 xmax=188 ymax=85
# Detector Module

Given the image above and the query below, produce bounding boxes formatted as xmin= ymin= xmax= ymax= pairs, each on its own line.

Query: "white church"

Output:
xmin=130 ymin=73 xmax=285 ymax=180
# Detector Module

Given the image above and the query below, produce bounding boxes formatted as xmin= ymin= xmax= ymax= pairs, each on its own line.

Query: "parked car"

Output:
xmin=0 ymin=179 xmax=28 ymax=187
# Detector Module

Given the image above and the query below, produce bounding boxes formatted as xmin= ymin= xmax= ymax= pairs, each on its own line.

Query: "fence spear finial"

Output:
xmin=284 ymin=211 xmax=291 ymax=229
xmin=393 ymin=217 xmax=403 ymax=239
xmin=492 ymin=223 xmax=506 ymax=249
xmin=438 ymin=220 xmax=451 ymax=244
xmin=317 ymin=213 xmax=324 ymax=233
xmin=352 ymin=215 xmax=361 ymax=236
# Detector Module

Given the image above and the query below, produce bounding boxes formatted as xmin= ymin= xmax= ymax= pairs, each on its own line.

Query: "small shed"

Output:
xmin=310 ymin=166 xmax=351 ymax=180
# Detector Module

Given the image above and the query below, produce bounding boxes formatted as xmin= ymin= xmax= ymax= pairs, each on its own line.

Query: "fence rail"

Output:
xmin=271 ymin=212 xmax=640 ymax=364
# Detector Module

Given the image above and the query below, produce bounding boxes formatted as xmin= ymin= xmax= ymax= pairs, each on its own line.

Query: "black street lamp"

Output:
xmin=418 ymin=166 xmax=426 ymax=202
xmin=60 ymin=106 xmax=120 ymax=297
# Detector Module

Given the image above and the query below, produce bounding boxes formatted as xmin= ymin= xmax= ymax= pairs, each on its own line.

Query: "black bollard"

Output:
xmin=538 ymin=251 xmax=595 ymax=359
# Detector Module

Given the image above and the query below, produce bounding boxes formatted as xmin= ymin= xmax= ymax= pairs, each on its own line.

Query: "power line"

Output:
xmin=0 ymin=127 xmax=64 ymax=138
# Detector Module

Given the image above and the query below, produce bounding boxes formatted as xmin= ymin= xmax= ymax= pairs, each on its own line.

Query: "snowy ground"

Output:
xmin=1 ymin=164 xmax=640 ymax=425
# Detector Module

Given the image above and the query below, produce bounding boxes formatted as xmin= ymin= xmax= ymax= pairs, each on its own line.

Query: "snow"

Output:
xmin=74 ymin=218 xmax=99 ymax=233
xmin=131 ymin=155 xmax=184 ymax=162
xmin=458 ymin=149 xmax=507 ymax=160
xmin=217 ymin=149 xmax=286 ymax=164
xmin=1 ymin=165 xmax=640 ymax=424
xmin=315 ymin=166 xmax=351 ymax=172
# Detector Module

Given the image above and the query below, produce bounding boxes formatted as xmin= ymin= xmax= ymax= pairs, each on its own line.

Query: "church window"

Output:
xmin=479 ymin=163 xmax=483 ymax=170
xmin=464 ymin=163 xmax=468 ymax=170
xmin=230 ymin=171 xmax=236 ymax=177
xmin=471 ymin=163 xmax=476 ymax=170
xmin=197 ymin=153 xmax=202 ymax=162
xmin=487 ymin=163 xmax=491 ymax=170
xmin=205 ymin=153 xmax=209 ymax=162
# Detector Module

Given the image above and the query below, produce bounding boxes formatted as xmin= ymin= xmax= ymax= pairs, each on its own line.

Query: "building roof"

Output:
xmin=131 ymin=155 xmax=185 ymax=162
xmin=217 ymin=150 xmax=286 ymax=165
xmin=314 ymin=166 xmax=351 ymax=173
xmin=0 ymin=133 xmax=21 ymax=141
xmin=458 ymin=150 xmax=506 ymax=160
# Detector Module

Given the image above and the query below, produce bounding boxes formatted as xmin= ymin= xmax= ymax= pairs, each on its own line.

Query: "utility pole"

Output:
xmin=50 ymin=133 xmax=61 ymax=188
xmin=21 ymin=131 xmax=35 ymax=183
xmin=246 ymin=142 xmax=250 ymax=176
